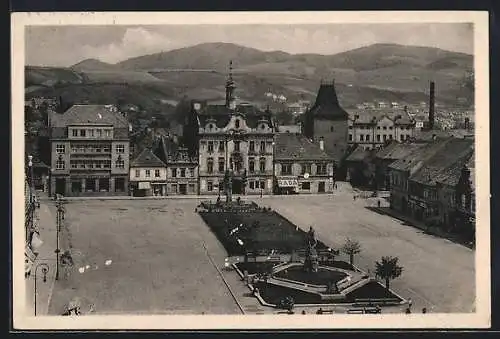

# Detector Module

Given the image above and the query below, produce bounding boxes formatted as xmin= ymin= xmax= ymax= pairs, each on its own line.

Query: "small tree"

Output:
xmin=375 ymin=256 xmax=403 ymax=290
xmin=341 ymin=238 xmax=362 ymax=266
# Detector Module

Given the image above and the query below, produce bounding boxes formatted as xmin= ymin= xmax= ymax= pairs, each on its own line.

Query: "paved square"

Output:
xmin=46 ymin=192 xmax=475 ymax=315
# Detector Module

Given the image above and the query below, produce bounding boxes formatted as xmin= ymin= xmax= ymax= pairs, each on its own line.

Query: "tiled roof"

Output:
xmin=130 ymin=148 xmax=166 ymax=168
xmin=197 ymin=104 xmax=273 ymax=129
xmin=388 ymin=138 xmax=449 ymax=172
xmin=435 ymin=152 xmax=475 ymax=188
xmin=345 ymin=146 xmax=370 ymax=162
xmin=413 ymin=129 xmax=474 ymax=141
xmin=410 ymin=138 xmax=474 ymax=186
xmin=375 ymin=141 xmax=424 ymax=160
xmin=274 ymin=133 xmax=333 ymax=161
xmin=49 ymin=104 xmax=129 ymax=128
xmin=346 ymin=109 xmax=414 ymax=125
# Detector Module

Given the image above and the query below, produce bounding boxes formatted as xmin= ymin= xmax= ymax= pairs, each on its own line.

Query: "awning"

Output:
xmin=277 ymin=178 xmax=298 ymax=188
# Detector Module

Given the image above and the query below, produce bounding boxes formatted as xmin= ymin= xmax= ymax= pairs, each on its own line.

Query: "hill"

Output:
xmin=25 ymin=42 xmax=474 ymax=119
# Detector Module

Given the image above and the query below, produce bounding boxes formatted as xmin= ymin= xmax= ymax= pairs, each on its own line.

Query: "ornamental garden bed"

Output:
xmin=198 ymin=209 xmax=328 ymax=256
xmin=273 ymin=265 xmax=348 ymax=285
xmin=254 ymin=280 xmax=403 ymax=305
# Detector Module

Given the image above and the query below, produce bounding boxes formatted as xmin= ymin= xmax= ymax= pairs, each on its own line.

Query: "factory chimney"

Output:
xmin=428 ymin=81 xmax=435 ymax=130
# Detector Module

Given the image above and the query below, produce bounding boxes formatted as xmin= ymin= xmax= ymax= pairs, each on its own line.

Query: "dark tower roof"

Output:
xmin=307 ymin=80 xmax=348 ymax=120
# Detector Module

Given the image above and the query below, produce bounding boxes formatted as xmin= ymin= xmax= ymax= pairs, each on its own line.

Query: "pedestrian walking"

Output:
xmin=301 ymin=310 xmax=306 ymax=315
xmin=405 ymin=307 xmax=411 ymax=314
xmin=422 ymin=307 xmax=427 ymax=314
xmin=377 ymin=199 xmax=381 ymax=208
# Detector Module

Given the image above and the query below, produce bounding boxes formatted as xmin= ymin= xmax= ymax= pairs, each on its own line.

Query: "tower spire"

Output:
xmin=225 ymin=60 xmax=236 ymax=110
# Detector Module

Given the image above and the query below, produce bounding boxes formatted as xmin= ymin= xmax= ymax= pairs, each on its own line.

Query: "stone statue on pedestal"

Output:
xmin=303 ymin=226 xmax=319 ymax=273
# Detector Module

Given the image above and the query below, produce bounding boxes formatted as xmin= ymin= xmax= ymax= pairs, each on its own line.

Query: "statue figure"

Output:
xmin=303 ymin=226 xmax=319 ymax=273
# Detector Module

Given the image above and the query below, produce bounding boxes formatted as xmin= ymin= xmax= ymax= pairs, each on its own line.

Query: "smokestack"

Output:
xmin=429 ymin=81 xmax=435 ymax=130
xmin=319 ymin=137 xmax=324 ymax=151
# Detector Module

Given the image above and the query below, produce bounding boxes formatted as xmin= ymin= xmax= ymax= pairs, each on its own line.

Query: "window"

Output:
xmin=116 ymin=159 xmax=125 ymax=169
xmin=349 ymin=134 xmax=353 ymax=141
xmin=301 ymin=182 xmax=311 ymax=190
xmin=218 ymin=141 xmax=224 ymax=152
xmin=207 ymin=181 xmax=213 ymax=192
xmin=207 ymin=158 xmax=214 ymax=174
xmin=377 ymin=134 xmax=381 ymax=142
xmin=171 ymin=184 xmax=178 ymax=193
xmin=249 ymin=158 xmax=255 ymax=173
xmin=155 ymin=169 xmax=160 ymax=178
xmin=383 ymin=135 xmax=387 ymax=142
xmin=317 ymin=163 xmax=327 ymax=175
xmin=360 ymin=135 xmax=364 ymax=141
xmin=218 ymin=157 xmax=225 ymax=173
xmin=282 ymin=163 xmax=292 ymax=175
xmin=366 ymin=134 xmax=370 ymax=142
xmin=72 ymin=130 xmax=78 ymax=137
xmin=234 ymin=141 xmax=240 ymax=152
xmin=115 ymin=178 xmax=125 ymax=192
xmin=96 ymin=129 xmax=102 ymax=138
xmin=208 ymin=141 xmax=214 ymax=153
xmin=80 ymin=129 xmax=86 ymax=137
xmin=87 ymin=161 xmax=94 ymax=169
xmin=89 ymin=129 xmax=94 ymax=137
xmin=116 ymin=144 xmax=125 ymax=153
xmin=95 ymin=161 xmax=102 ymax=169
xmin=145 ymin=169 xmax=151 ymax=177
xmin=56 ymin=159 xmax=65 ymax=170
xmin=235 ymin=119 xmax=240 ymax=128
xmin=135 ymin=169 xmax=140 ymax=177
xmin=349 ymin=126 xmax=353 ymax=130
xmin=400 ymin=135 xmax=405 ymax=142
xmin=105 ymin=129 xmax=111 ymax=138
xmin=71 ymin=161 xmax=77 ymax=169
xmin=95 ymin=146 xmax=102 ymax=153
xmin=79 ymin=160 xmax=86 ymax=169
xmin=389 ymin=134 xmax=393 ymax=140
xmin=383 ymin=126 xmax=387 ymax=130
xmin=389 ymin=126 xmax=393 ymax=130
xmin=249 ymin=141 xmax=255 ymax=152
xmin=56 ymin=144 xmax=65 ymax=154
xmin=103 ymin=145 xmax=111 ymax=153
xmin=301 ymin=163 xmax=311 ymax=175
xmin=259 ymin=158 xmax=266 ymax=172
xmin=260 ymin=181 xmax=265 ymax=189
xmin=260 ymin=141 xmax=266 ymax=153
xmin=171 ymin=168 xmax=177 ymax=177
xmin=189 ymin=168 xmax=195 ymax=177
xmin=180 ymin=168 xmax=186 ymax=177
xmin=249 ymin=181 xmax=255 ymax=189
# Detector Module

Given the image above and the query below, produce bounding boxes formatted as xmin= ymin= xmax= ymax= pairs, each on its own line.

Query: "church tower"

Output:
xmin=225 ymin=60 xmax=236 ymax=110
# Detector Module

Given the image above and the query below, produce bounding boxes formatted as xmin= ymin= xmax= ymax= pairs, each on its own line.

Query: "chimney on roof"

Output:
xmin=429 ymin=81 xmax=435 ymax=130
xmin=319 ymin=137 xmax=324 ymax=151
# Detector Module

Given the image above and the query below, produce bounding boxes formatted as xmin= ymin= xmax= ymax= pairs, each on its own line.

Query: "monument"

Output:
xmin=303 ymin=226 xmax=319 ymax=273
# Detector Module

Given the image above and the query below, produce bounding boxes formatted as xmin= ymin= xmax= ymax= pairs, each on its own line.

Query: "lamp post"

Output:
xmin=27 ymin=156 xmax=35 ymax=246
xmin=55 ymin=197 xmax=64 ymax=280
xmin=34 ymin=263 xmax=49 ymax=316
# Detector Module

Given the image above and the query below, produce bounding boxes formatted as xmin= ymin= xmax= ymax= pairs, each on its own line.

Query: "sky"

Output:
xmin=25 ymin=23 xmax=474 ymax=67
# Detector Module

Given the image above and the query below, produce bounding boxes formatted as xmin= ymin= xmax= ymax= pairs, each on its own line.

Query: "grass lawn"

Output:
xmin=199 ymin=209 xmax=328 ymax=256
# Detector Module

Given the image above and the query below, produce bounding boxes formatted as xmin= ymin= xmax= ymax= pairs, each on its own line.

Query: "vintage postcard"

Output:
xmin=11 ymin=11 xmax=490 ymax=330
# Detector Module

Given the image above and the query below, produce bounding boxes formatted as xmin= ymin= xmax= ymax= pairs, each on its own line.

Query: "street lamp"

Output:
xmin=34 ymin=263 xmax=49 ymax=316
xmin=27 ymin=156 xmax=35 ymax=246
xmin=55 ymin=197 xmax=64 ymax=280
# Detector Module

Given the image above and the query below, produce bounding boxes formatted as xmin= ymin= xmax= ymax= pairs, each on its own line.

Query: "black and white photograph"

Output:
xmin=11 ymin=11 xmax=490 ymax=329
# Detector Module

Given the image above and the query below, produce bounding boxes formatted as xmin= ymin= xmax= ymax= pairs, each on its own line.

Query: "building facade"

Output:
xmin=274 ymin=133 xmax=335 ymax=194
xmin=347 ymin=110 xmax=416 ymax=151
xmin=188 ymin=62 xmax=275 ymax=195
xmin=49 ymin=104 xmax=130 ymax=197
xmin=129 ymin=148 xmax=167 ymax=196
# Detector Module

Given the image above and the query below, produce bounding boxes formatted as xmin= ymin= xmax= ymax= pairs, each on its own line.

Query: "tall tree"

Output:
xmin=375 ymin=256 xmax=403 ymax=290
xmin=341 ymin=237 xmax=362 ymax=266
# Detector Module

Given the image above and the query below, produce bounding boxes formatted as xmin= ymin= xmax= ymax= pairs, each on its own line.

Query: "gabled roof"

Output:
xmin=274 ymin=133 xmax=333 ymax=161
xmin=346 ymin=109 xmax=414 ymax=125
xmin=375 ymin=141 xmax=424 ymax=161
xmin=388 ymin=138 xmax=449 ymax=172
xmin=130 ymin=148 xmax=166 ymax=168
xmin=49 ymin=104 xmax=129 ymax=128
xmin=345 ymin=146 xmax=370 ymax=162
xmin=410 ymin=138 xmax=474 ymax=186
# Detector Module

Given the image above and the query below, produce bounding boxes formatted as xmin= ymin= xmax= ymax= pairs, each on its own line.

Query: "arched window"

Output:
xmin=259 ymin=158 xmax=266 ymax=173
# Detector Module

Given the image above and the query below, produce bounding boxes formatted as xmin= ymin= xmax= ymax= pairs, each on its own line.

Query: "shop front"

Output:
xmin=275 ymin=176 xmax=299 ymax=195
